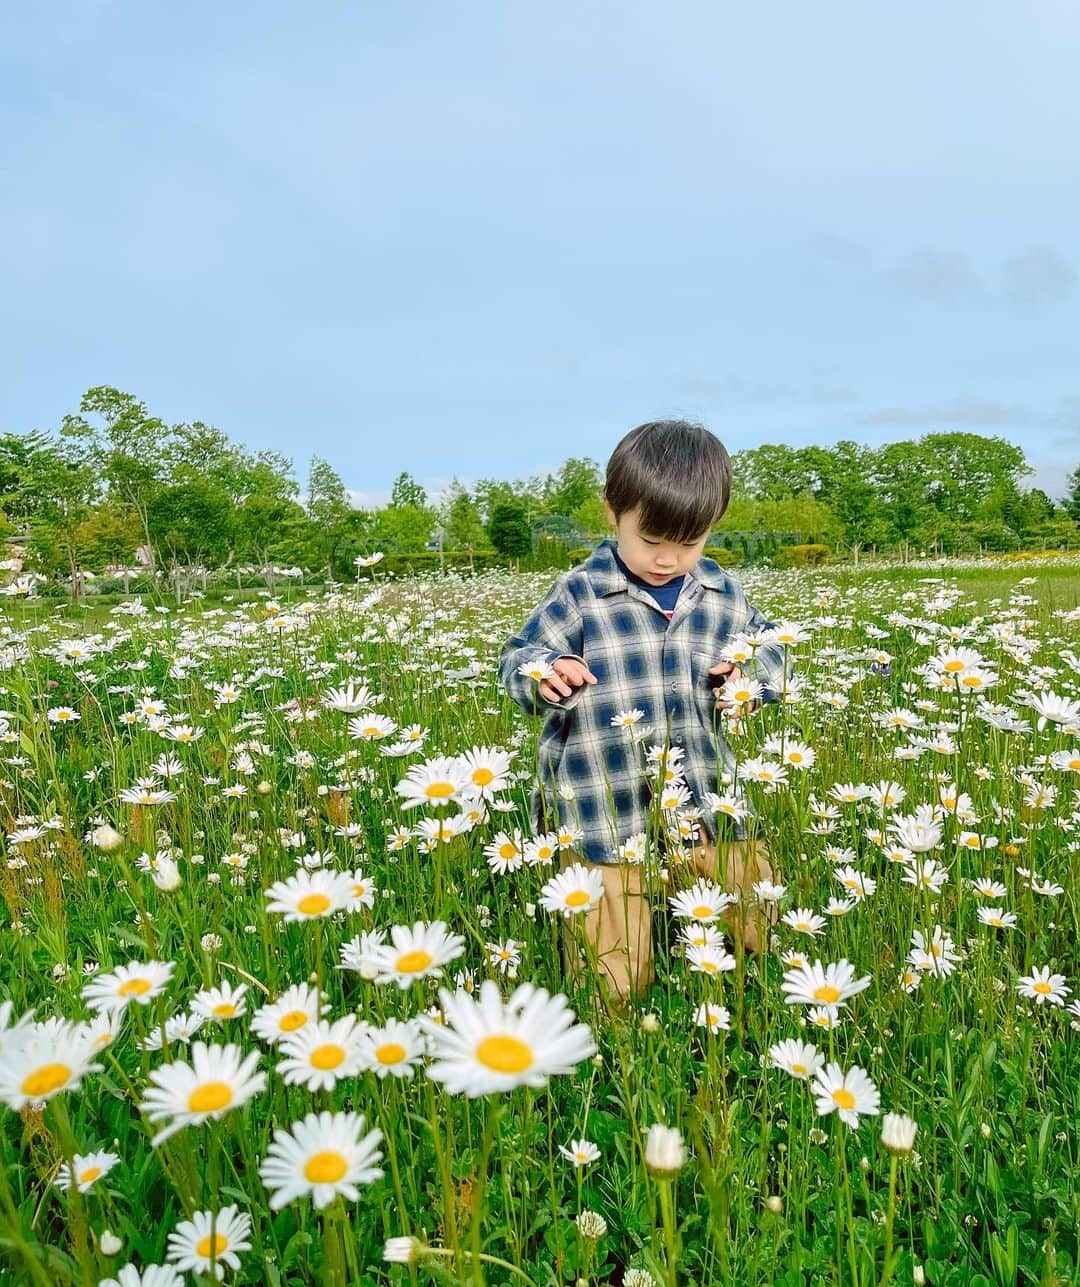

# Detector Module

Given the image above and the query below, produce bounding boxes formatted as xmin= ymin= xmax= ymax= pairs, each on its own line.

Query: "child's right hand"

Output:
xmin=539 ymin=657 xmax=598 ymax=704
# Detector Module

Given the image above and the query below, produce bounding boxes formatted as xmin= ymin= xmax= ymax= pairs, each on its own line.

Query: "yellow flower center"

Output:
xmin=278 ymin=1010 xmax=308 ymax=1032
xmin=297 ymin=893 xmax=332 ymax=916
xmin=943 ymin=660 xmax=964 ymax=672
xmin=701 ymin=960 xmax=718 ymax=973
xmin=472 ymin=768 xmax=495 ymax=786
xmin=565 ymin=890 xmax=590 ymax=909
xmin=376 ymin=1042 xmax=406 ymax=1065
xmin=476 ymin=1034 xmax=533 ymax=1073
xmin=499 ymin=843 xmax=517 ymax=859
xmin=1033 ymin=981 xmax=1052 ymax=995
xmin=813 ymin=985 xmax=841 ymax=1004
xmin=118 ymin=977 xmax=153 ymax=998
xmin=304 ymin=1150 xmax=349 ymax=1184
xmin=21 ymin=1063 xmax=71 ymax=1097
xmin=791 ymin=1063 xmax=806 ymax=1076
xmin=78 ymin=1166 xmax=102 ymax=1185
xmin=396 ymin=950 xmax=433 ymax=974
xmin=691 ymin=904 xmax=713 ymax=919
xmin=311 ymin=1044 xmax=346 ymax=1070
xmin=426 ymin=782 xmax=456 ymax=798
xmin=832 ymin=1088 xmax=856 ymax=1110
xmin=195 ymin=1234 xmax=229 ymax=1259
xmin=212 ymin=1004 xmax=237 ymax=1018
xmin=188 ymin=1082 xmax=234 ymax=1113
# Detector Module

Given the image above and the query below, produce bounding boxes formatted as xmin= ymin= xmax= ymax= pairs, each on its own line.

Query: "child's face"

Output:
xmin=604 ymin=500 xmax=711 ymax=586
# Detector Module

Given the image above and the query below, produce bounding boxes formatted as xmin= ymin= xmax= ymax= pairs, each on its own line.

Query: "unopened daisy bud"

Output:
xmin=880 ymin=1112 xmax=917 ymax=1154
xmin=576 ymin=1210 xmax=607 ymax=1240
xmin=644 ymin=1123 xmax=685 ymax=1175
xmin=91 ymin=824 xmax=124 ymax=853
xmin=151 ymin=857 xmax=182 ymax=891
xmin=980 ymin=1122 xmax=991 ymax=1138
xmin=383 ymin=1235 xmax=424 ymax=1264
xmin=99 ymin=1229 xmax=122 ymax=1255
xmin=641 ymin=1012 xmax=660 ymax=1034
xmin=765 ymin=1194 xmax=783 ymax=1214
xmin=913 ymin=1266 xmax=925 ymax=1285
xmin=859 ymin=1156 xmax=870 ymax=1171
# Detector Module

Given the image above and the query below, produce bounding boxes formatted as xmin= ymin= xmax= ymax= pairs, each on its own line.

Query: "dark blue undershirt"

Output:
xmin=612 ymin=545 xmax=685 ymax=621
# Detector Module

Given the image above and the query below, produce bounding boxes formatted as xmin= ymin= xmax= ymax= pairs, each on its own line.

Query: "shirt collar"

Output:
xmin=583 ymin=538 xmax=730 ymax=597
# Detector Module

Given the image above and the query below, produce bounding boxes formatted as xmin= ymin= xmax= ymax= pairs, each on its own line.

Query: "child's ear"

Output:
xmin=602 ymin=497 xmax=616 ymax=528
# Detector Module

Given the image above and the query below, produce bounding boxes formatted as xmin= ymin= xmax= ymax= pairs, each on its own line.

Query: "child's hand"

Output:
xmin=539 ymin=657 xmax=598 ymax=704
xmin=708 ymin=662 xmax=760 ymax=713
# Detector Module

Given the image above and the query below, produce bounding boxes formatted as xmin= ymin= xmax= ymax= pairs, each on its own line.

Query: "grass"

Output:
xmin=0 ymin=558 xmax=1077 ymax=1285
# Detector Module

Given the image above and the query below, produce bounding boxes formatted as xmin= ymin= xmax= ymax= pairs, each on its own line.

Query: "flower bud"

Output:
xmin=645 ymin=1123 xmax=685 ymax=1175
xmin=881 ymin=1112 xmax=918 ymax=1154
xmin=256 ymin=780 xmax=272 ymax=796
xmin=765 ymin=1195 xmax=783 ymax=1214
xmin=99 ymin=1230 xmax=122 ymax=1255
xmin=383 ymin=1236 xmax=423 ymax=1264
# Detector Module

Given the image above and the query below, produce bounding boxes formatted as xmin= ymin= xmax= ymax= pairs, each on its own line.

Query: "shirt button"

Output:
xmin=670 ymin=681 xmax=679 ymax=693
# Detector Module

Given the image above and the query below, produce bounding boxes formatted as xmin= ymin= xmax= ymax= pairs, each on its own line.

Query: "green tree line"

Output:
xmin=1 ymin=387 xmax=1076 ymax=600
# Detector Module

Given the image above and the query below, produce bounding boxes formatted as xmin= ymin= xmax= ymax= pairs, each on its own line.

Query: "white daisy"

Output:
xmin=190 ymin=982 xmax=248 ymax=1022
xmin=811 ymin=1062 xmax=881 ymax=1129
xmin=539 ymin=864 xmax=605 ymax=917
xmin=55 ymin=1149 xmax=120 ymax=1193
xmin=669 ymin=879 xmax=737 ymax=923
xmin=140 ymin=1043 xmax=266 ymax=1146
xmin=781 ymin=959 xmax=871 ymax=1011
xmin=260 ymin=1110 xmax=384 ymax=1210
xmin=361 ymin=1018 xmax=426 ymax=1079
xmin=250 ymin=984 xmax=330 ymax=1045
xmin=263 ymin=870 xmax=355 ymax=921
xmin=364 ymin=922 xmax=466 ymax=988
xmin=82 ymin=960 xmax=175 ymax=1014
xmin=166 ymin=1205 xmax=251 ymax=1281
xmin=0 ymin=1024 xmax=101 ymax=1110
xmin=422 ymin=980 xmax=596 ymax=1097
xmin=276 ymin=1015 xmax=368 ymax=1091
xmin=768 ymin=1038 xmax=825 ymax=1080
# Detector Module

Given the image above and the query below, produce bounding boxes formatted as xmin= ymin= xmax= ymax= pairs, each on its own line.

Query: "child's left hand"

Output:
xmin=708 ymin=661 xmax=760 ymax=713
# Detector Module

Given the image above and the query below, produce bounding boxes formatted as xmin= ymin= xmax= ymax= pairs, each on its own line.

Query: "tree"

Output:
xmin=488 ymin=502 xmax=532 ymax=564
xmin=1064 ymin=467 xmax=1080 ymax=524
xmin=0 ymin=430 xmax=55 ymax=523
xmin=59 ymin=387 xmax=174 ymax=571
xmin=23 ymin=443 xmax=98 ymax=601
xmin=389 ymin=472 xmax=427 ymax=508
xmin=915 ymin=432 xmax=1032 ymax=523
xmin=373 ymin=503 xmax=436 ymax=553
xmin=306 ymin=456 xmax=351 ymax=580
xmin=148 ymin=480 xmax=234 ymax=571
xmin=441 ymin=482 xmax=487 ymax=553
xmin=543 ymin=457 xmax=602 ymax=516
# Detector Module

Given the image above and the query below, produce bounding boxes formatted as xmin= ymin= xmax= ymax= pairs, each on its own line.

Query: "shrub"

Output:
xmin=774 ymin=543 xmax=831 ymax=568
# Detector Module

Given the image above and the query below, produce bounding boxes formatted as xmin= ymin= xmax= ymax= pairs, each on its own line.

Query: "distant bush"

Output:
xmin=702 ymin=546 xmax=742 ymax=568
xmin=774 ymin=543 xmax=830 ymax=568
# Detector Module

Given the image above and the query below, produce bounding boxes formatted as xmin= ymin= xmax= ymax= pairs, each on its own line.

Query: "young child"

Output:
xmin=499 ymin=420 xmax=790 ymax=1000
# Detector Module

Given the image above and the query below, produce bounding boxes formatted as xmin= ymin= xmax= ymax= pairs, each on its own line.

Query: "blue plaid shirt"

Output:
xmin=499 ymin=539 xmax=790 ymax=864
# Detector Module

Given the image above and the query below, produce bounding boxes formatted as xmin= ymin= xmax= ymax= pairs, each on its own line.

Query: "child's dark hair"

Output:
xmin=605 ymin=420 xmax=731 ymax=543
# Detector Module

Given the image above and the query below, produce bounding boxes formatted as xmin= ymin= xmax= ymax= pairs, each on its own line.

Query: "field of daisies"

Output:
xmin=0 ymin=561 xmax=1077 ymax=1286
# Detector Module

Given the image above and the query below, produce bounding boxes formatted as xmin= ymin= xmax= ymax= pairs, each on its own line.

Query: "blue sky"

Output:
xmin=3 ymin=1 xmax=1078 ymax=502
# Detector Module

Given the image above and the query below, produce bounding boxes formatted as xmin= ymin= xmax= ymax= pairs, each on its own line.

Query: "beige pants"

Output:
xmin=559 ymin=838 xmax=776 ymax=1000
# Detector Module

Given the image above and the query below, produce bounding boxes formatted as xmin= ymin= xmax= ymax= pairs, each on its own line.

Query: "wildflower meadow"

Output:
xmin=0 ymin=560 xmax=1077 ymax=1286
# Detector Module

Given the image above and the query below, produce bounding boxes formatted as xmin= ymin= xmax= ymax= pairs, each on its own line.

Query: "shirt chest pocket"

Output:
xmin=690 ymin=649 xmax=721 ymax=729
